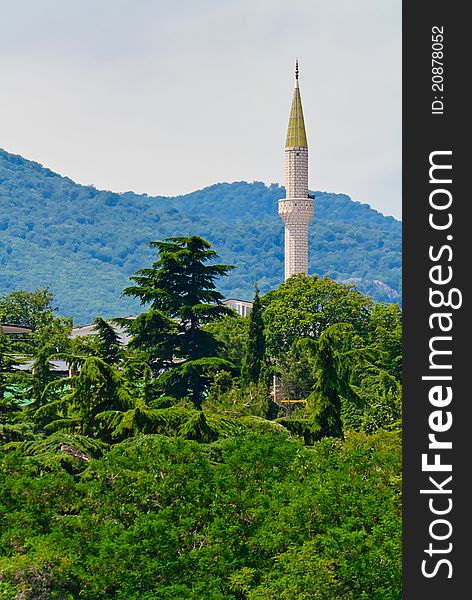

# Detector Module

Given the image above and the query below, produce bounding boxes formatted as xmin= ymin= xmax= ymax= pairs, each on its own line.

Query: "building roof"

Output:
xmin=15 ymin=358 xmax=69 ymax=373
xmin=222 ymin=298 xmax=253 ymax=306
xmin=285 ymin=69 xmax=308 ymax=148
xmin=71 ymin=317 xmax=135 ymax=344
xmin=0 ymin=323 xmax=33 ymax=334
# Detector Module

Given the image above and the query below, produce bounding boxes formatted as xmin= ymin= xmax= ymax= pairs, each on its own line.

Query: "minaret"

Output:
xmin=278 ymin=60 xmax=314 ymax=280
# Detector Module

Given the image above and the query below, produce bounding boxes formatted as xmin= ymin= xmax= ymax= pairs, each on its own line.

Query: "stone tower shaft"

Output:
xmin=278 ymin=63 xmax=314 ymax=281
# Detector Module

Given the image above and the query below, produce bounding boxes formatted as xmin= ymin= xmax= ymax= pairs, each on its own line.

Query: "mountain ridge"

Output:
xmin=0 ymin=148 xmax=401 ymax=324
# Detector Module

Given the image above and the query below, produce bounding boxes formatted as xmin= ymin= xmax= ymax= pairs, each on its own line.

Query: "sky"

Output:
xmin=0 ymin=0 xmax=401 ymax=219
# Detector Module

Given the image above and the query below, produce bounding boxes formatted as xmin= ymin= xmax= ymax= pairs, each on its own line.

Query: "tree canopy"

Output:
xmin=0 ymin=233 xmax=402 ymax=599
xmin=0 ymin=431 xmax=401 ymax=599
xmin=262 ymin=274 xmax=374 ymax=354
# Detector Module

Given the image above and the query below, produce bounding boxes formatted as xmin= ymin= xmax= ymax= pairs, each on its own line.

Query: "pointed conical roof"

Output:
xmin=285 ymin=73 xmax=308 ymax=148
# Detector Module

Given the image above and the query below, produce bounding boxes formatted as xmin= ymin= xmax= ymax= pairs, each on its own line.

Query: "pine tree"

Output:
xmin=124 ymin=236 xmax=234 ymax=360
xmin=93 ymin=317 xmax=122 ymax=365
xmin=123 ymin=237 xmax=236 ymax=408
xmin=34 ymin=356 xmax=134 ymax=437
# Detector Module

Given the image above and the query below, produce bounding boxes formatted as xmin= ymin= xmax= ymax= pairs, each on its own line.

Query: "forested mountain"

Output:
xmin=0 ymin=148 xmax=401 ymax=324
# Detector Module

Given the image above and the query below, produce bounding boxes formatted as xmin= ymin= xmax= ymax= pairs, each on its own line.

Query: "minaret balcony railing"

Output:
xmin=278 ymin=199 xmax=314 ymax=224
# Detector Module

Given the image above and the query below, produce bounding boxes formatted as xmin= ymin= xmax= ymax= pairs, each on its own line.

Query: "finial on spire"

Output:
xmin=295 ymin=58 xmax=299 ymax=80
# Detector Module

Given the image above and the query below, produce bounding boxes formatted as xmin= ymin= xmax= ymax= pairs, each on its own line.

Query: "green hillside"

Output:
xmin=0 ymin=148 xmax=401 ymax=324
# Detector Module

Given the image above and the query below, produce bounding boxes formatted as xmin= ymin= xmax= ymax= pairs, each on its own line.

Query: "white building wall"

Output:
xmin=285 ymin=147 xmax=308 ymax=199
xmin=279 ymin=145 xmax=313 ymax=280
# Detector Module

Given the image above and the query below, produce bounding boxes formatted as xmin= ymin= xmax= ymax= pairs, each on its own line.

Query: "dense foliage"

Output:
xmin=0 ymin=148 xmax=401 ymax=324
xmin=0 ymin=432 xmax=401 ymax=600
xmin=0 ymin=234 xmax=402 ymax=598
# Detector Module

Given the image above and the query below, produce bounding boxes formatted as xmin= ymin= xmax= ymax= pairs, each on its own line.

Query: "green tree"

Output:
xmin=124 ymin=236 xmax=234 ymax=361
xmin=120 ymin=310 xmax=178 ymax=375
xmin=276 ymin=339 xmax=315 ymax=401
xmin=368 ymin=303 xmax=402 ymax=380
xmin=347 ymin=303 xmax=402 ymax=434
xmin=34 ymin=356 xmax=134 ymax=437
xmin=0 ymin=288 xmax=57 ymax=332
xmin=27 ymin=319 xmax=72 ymax=406
xmin=262 ymin=275 xmax=373 ymax=356
xmin=92 ymin=316 xmax=122 ymax=365
xmin=29 ymin=346 xmax=59 ymax=405
xmin=123 ymin=237 xmax=236 ymax=408
xmin=241 ymin=286 xmax=266 ymax=385
xmin=0 ymin=431 xmax=401 ymax=598
xmin=204 ymin=373 xmax=271 ymax=419
xmin=305 ymin=323 xmax=367 ymax=440
xmin=154 ymin=357 xmax=236 ymax=409
xmin=205 ymin=313 xmax=248 ymax=369
xmin=0 ymin=333 xmax=21 ymax=404
xmin=0 ymin=288 xmax=72 ymax=405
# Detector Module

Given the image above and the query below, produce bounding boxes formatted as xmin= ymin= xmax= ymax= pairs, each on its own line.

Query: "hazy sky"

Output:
xmin=1 ymin=0 xmax=401 ymax=218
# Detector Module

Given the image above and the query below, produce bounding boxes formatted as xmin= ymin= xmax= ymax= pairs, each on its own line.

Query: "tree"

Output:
xmin=154 ymin=357 xmax=236 ymax=409
xmin=120 ymin=310 xmax=178 ymax=375
xmin=34 ymin=356 xmax=134 ymax=437
xmin=205 ymin=313 xmax=248 ymax=369
xmin=123 ymin=236 xmax=235 ymax=361
xmin=262 ymin=275 xmax=373 ymax=356
xmin=304 ymin=323 xmax=368 ymax=440
xmin=276 ymin=339 xmax=315 ymax=401
xmin=92 ymin=317 xmax=122 ymax=365
xmin=122 ymin=237 xmax=236 ymax=408
xmin=0 ymin=288 xmax=57 ymax=332
xmin=29 ymin=346 xmax=60 ymax=405
xmin=0 ymin=288 xmax=72 ymax=404
xmin=204 ymin=373 xmax=272 ymax=419
xmin=1 ymin=288 xmax=71 ymax=350
xmin=368 ymin=303 xmax=402 ymax=380
xmin=241 ymin=286 xmax=266 ymax=385
xmin=0 ymin=430 xmax=401 ymax=599
xmin=0 ymin=332 xmax=21 ymax=403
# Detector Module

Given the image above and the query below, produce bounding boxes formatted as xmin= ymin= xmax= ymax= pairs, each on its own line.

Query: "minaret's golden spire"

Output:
xmin=285 ymin=60 xmax=307 ymax=148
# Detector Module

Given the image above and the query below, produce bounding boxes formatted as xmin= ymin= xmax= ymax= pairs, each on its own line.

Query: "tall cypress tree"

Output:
xmin=241 ymin=286 xmax=266 ymax=385
xmin=305 ymin=323 xmax=364 ymax=439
